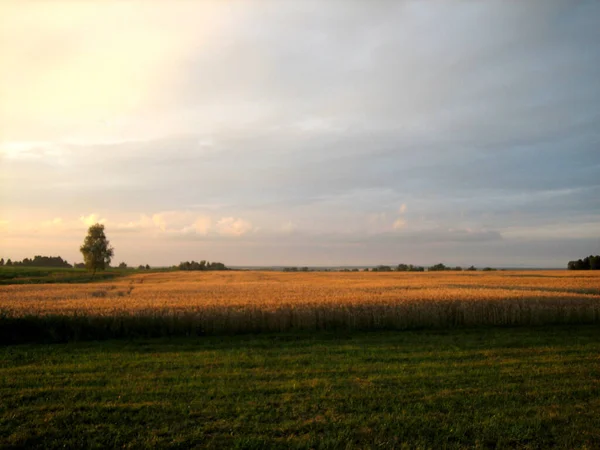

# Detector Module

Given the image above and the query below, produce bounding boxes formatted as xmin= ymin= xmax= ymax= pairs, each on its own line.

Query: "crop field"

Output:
xmin=2 ymin=271 xmax=600 ymax=448
xmin=1 ymin=270 xmax=599 ymax=343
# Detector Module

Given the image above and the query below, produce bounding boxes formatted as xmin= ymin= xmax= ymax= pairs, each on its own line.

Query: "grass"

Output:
xmin=1 ymin=326 xmax=600 ymax=449
xmin=0 ymin=266 xmax=124 ymax=285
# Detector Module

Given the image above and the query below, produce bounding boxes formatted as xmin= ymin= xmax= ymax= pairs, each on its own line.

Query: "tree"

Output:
xmin=568 ymin=255 xmax=600 ymax=270
xmin=6 ymin=259 xmax=12 ymax=266
xmin=118 ymin=262 xmax=128 ymax=269
xmin=0 ymin=258 xmax=3 ymax=266
xmin=80 ymin=223 xmax=114 ymax=276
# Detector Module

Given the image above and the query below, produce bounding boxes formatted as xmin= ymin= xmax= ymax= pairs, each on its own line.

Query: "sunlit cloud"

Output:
xmin=79 ymin=214 xmax=107 ymax=227
xmin=393 ymin=218 xmax=407 ymax=230
xmin=216 ymin=217 xmax=254 ymax=237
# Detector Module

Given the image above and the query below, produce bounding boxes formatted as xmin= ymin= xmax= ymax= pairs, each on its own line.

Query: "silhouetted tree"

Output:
xmin=80 ymin=223 xmax=114 ymax=276
xmin=118 ymin=262 xmax=128 ymax=269
xmin=568 ymin=255 xmax=600 ymax=270
xmin=6 ymin=259 xmax=12 ymax=266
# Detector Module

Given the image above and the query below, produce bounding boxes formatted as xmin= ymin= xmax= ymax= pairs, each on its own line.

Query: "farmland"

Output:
xmin=2 ymin=326 xmax=600 ymax=449
xmin=1 ymin=270 xmax=599 ymax=343
xmin=2 ymin=270 xmax=600 ymax=448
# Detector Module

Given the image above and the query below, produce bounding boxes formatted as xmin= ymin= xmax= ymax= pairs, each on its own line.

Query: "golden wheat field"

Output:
xmin=1 ymin=271 xmax=600 ymax=337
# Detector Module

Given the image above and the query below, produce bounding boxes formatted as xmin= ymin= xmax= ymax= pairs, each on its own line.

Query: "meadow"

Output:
xmin=1 ymin=270 xmax=599 ymax=343
xmin=2 ymin=326 xmax=600 ymax=449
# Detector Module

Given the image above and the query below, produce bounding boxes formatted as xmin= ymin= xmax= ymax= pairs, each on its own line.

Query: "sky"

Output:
xmin=1 ymin=1 xmax=599 ymax=268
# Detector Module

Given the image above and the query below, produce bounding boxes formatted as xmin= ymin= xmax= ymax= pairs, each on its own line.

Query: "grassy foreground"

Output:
xmin=2 ymin=326 xmax=600 ymax=449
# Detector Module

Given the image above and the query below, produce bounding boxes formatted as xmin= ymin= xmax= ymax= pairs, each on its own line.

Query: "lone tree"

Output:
xmin=80 ymin=223 xmax=114 ymax=276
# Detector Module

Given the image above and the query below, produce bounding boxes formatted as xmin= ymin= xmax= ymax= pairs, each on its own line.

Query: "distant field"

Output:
xmin=1 ymin=326 xmax=599 ymax=449
xmin=0 ymin=266 xmax=124 ymax=285
xmin=1 ymin=270 xmax=599 ymax=343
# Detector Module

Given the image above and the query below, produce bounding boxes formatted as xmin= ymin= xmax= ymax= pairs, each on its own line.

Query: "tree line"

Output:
xmin=567 ymin=255 xmax=600 ymax=270
xmin=371 ymin=263 xmax=495 ymax=272
xmin=178 ymin=261 xmax=228 ymax=271
xmin=0 ymin=256 xmax=72 ymax=268
xmin=282 ymin=264 xmax=495 ymax=273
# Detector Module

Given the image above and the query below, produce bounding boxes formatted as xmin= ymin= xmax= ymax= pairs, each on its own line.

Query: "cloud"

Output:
xmin=40 ymin=217 xmax=63 ymax=228
xmin=216 ymin=217 xmax=254 ymax=237
xmin=114 ymin=211 xmax=212 ymax=236
xmin=79 ymin=213 xmax=106 ymax=227
xmin=1 ymin=2 xmax=599 ymax=267
xmin=281 ymin=221 xmax=296 ymax=234
xmin=393 ymin=218 xmax=407 ymax=230
xmin=182 ymin=217 xmax=211 ymax=235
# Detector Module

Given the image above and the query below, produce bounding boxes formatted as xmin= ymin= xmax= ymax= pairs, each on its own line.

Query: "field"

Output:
xmin=2 ymin=326 xmax=600 ymax=449
xmin=1 ymin=270 xmax=599 ymax=343
xmin=2 ymin=270 xmax=600 ymax=448
xmin=0 ymin=266 xmax=125 ymax=285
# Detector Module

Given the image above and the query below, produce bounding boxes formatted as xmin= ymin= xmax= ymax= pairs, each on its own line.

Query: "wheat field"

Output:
xmin=1 ymin=270 xmax=599 ymax=341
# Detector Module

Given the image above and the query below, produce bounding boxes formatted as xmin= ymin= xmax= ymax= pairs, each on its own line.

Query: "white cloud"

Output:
xmin=399 ymin=203 xmax=407 ymax=214
xmin=216 ymin=217 xmax=254 ymax=236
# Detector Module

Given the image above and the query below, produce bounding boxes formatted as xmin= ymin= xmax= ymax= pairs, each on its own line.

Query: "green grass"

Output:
xmin=2 ymin=326 xmax=599 ymax=449
xmin=0 ymin=266 xmax=125 ymax=285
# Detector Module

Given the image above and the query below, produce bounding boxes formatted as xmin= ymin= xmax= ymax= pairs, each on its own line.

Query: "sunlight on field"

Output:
xmin=1 ymin=271 xmax=599 ymax=337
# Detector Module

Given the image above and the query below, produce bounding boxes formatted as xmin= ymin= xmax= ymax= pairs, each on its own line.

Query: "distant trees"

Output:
xmin=568 ymin=255 xmax=600 ymax=270
xmin=0 ymin=256 xmax=72 ymax=268
xmin=118 ymin=262 xmax=128 ymax=269
xmin=372 ymin=265 xmax=393 ymax=272
xmin=178 ymin=260 xmax=228 ymax=271
xmin=428 ymin=264 xmax=474 ymax=272
xmin=395 ymin=264 xmax=425 ymax=272
xmin=80 ymin=223 xmax=114 ymax=276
